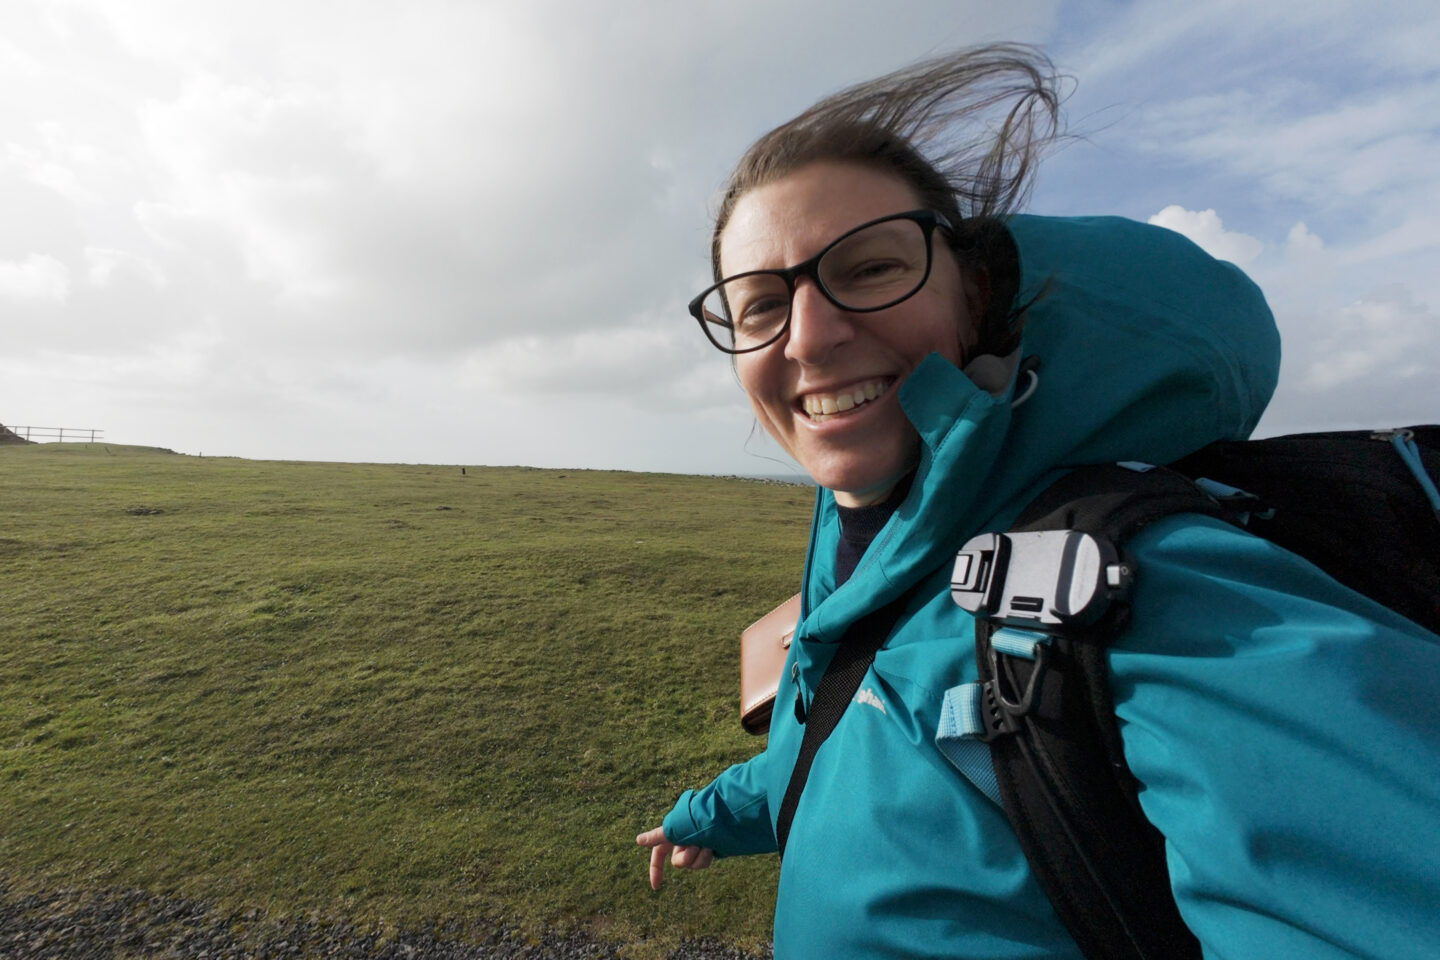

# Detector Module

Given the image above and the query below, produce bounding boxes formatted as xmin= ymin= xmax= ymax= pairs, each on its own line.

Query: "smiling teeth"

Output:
xmin=803 ymin=379 xmax=887 ymax=421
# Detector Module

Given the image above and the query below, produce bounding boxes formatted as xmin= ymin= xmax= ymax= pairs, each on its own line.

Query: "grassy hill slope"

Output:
xmin=0 ymin=444 xmax=815 ymax=953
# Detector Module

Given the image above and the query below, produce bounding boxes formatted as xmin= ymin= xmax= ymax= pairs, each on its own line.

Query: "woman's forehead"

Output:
xmin=718 ymin=161 xmax=925 ymax=276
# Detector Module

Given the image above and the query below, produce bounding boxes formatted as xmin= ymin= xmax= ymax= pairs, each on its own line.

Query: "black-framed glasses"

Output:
xmin=687 ymin=209 xmax=954 ymax=355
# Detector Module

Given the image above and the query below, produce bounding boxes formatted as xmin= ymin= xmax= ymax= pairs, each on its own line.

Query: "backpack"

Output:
xmin=773 ymin=426 xmax=1440 ymax=959
xmin=946 ymin=425 xmax=1440 ymax=960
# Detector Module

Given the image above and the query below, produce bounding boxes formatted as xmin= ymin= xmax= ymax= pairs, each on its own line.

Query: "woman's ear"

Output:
xmin=967 ymin=263 xmax=992 ymax=320
xmin=960 ymin=263 xmax=992 ymax=360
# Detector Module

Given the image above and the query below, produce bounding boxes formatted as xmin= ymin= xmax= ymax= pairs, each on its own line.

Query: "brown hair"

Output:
xmin=711 ymin=44 xmax=1065 ymax=355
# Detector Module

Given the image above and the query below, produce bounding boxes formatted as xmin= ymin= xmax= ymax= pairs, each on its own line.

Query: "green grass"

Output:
xmin=0 ymin=443 xmax=814 ymax=954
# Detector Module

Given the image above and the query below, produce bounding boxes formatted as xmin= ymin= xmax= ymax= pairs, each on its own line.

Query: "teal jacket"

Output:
xmin=662 ymin=215 xmax=1440 ymax=959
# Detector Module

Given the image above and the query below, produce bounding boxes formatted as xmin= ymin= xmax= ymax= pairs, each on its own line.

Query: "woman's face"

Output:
xmin=719 ymin=161 xmax=979 ymax=506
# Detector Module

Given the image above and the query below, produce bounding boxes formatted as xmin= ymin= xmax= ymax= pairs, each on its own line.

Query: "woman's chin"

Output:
xmin=819 ymin=467 xmax=913 ymax=507
xmin=799 ymin=433 xmax=920 ymax=507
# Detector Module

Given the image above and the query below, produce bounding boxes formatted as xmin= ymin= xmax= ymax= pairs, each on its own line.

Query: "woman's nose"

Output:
xmin=784 ymin=278 xmax=854 ymax=365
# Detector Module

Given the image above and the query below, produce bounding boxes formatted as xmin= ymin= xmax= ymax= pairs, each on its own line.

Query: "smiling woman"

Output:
xmin=720 ymin=163 xmax=976 ymax=505
xmin=635 ymin=42 xmax=1440 ymax=960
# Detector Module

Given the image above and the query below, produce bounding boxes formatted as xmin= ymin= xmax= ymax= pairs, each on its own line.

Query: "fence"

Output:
xmin=4 ymin=425 xmax=105 ymax=443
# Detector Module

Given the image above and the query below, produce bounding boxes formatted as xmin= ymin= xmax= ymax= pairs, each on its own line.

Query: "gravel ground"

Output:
xmin=0 ymin=883 xmax=771 ymax=960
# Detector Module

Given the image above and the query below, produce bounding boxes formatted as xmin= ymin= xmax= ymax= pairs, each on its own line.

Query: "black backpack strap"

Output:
xmin=975 ymin=464 xmax=1224 ymax=960
xmin=775 ymin=592 xmax=910 ymax=860
xmin=1172 ymin=426 xmax=1440 ymax=633
xmin=975 ymin=428 xmax=1440 ymax=958
xmin=1016 ymin=461 xmax=1228 ymax=543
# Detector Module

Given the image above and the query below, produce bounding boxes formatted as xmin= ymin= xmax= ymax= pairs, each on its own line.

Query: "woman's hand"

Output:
xmin=636 ymin=826 xmax=714 ymax=890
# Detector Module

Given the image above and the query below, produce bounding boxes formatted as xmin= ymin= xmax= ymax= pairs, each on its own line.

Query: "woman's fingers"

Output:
xmin=671 ymin=845 xmax=698 ymax=868
xmin=670 ymin=844 xmax=715 ymax=871
xmin=636 ymin=827 xmax=713 ymax=889
xmin=637 ymin=828 xmax=673 ymax=890
xmin=649 ymin=840 xmax=670 ymax=890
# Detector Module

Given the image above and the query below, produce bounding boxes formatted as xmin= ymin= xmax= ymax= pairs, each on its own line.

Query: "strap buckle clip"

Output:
xmin=978 ymin=642 xmax=1050 ymax=742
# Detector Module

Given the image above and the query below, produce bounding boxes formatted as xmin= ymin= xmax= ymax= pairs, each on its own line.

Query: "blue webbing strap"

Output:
xmin=991 ymin=626 xmax=1052 ymax=660
xmin=936 ymin=684 xmax=1002 ymax=806
xmin=1391 ymin=432 xmax=1440 ymax=514
xmin=936 ymin=628 xmax=1052 ymax=807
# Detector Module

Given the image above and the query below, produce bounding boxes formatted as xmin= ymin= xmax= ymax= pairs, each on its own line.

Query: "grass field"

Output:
xmin=0 ymin=443 xmax=816 ymax=955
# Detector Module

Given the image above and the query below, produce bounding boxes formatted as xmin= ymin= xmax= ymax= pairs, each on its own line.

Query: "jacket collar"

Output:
xmin=800 ymin=350 xmax=1028 ymax=643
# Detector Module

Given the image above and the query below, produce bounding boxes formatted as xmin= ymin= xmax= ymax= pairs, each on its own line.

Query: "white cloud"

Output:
xmin=84 ymin=246 xmax=165 ymax=287
xmin=1 ymin=0 xmax=1434 ymax=473
xmin=1363 ymin=11 xmax=1440 ymax=76
xmin=5 ymin=149 xmax=94 ymax=205
xmin=1284 ymin=222 xmax=1323 ymax=256
xmin=1147 ymin=206 xmax=1263 ymax=266
xmin=1298 ymin=285 xmax=1436 ymax=390
xmin=0 ymin=253 xmax=70 ymax=301
xmin=1259 ymin=283 xmax=1439 ymax=437
xmin=134 ymin=71 xmax=357 ymax=301
xmin=462 ymin=315 xmax=744 ymax=415
xmin=1335 ymin=213 xmax=1440 ymax=267
xmin=1113 ymin=49 xmax=1440 ymax=236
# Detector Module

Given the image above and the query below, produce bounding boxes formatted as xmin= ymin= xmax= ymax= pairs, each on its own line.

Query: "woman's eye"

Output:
xmin=737 ymin=297 xmax=788 ymax=326
xmin=848 ymin=259 xmax=906 ymax=282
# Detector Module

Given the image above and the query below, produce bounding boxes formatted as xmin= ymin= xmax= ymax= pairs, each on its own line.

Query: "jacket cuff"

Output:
xmin=662 ymin=789 xmax=703 ymax=845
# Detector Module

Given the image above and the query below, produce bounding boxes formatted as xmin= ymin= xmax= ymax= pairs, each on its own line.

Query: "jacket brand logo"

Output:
xmin=855 ymin=687 xmax=887 ymax=715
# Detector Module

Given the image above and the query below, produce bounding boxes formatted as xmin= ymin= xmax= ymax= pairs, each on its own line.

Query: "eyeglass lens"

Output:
xmin=700 ymin=217 xmax=931 ymax=351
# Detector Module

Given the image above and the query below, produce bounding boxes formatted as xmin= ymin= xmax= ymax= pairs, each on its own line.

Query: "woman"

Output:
xmin=637 ymin=46 xmax=1440 ymax=959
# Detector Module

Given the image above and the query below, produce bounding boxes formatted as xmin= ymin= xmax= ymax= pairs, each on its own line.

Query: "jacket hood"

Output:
xmin=800 ymin=214 xmax=1281 ymax=640
xmin=1002 ymin=214 xmax=1279 ymax=470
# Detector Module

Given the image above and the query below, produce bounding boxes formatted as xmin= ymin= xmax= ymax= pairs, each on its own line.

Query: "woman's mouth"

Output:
xmin=800 ymin=378 xmax=891 ymax=423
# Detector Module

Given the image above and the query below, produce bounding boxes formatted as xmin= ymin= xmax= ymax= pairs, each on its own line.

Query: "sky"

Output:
xmin=2 ymin=0 xmax=1437 ymax=477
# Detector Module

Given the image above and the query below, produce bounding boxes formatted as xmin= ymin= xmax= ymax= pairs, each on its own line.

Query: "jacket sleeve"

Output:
xmin=662 ymin=748 xmax=778 ymax=857
xmin=1110 ymin=514 xmax=1440 ymax=960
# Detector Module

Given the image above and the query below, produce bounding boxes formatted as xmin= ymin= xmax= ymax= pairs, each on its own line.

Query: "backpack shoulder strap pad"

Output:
xmin=952 ymin=464 xmax=1225 ymax=633
xmin=965 ymin=463 xmax=1218 ymax=960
